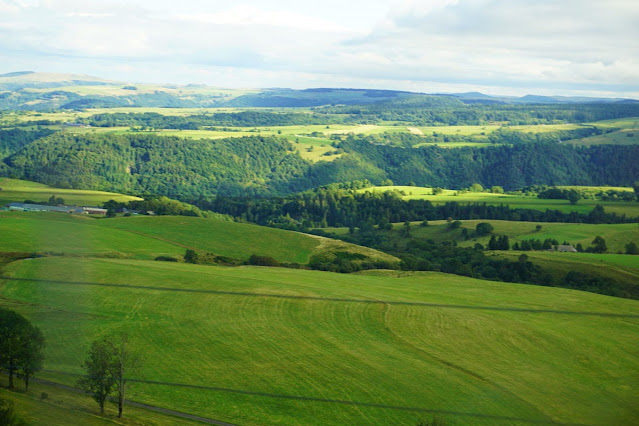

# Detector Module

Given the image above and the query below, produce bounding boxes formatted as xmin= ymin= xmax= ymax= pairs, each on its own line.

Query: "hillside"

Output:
xmin=3 ymin=131 xmax=639 ymax=198
xmin=0 ymin=177 xmax=141 ymax=206
xmin=0 ymin=211 xmax=397 ymax=266
xmin=1 ymin=256 xmax=637 ymax=425
xmin=356 ymin=185 xmax=639 ymax=216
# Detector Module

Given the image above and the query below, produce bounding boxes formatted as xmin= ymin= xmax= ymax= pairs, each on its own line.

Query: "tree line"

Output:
xmin=320 ymin=97 xmax=639 ymax=125
xmin=198 ymin=189 xmax=636 ymax=231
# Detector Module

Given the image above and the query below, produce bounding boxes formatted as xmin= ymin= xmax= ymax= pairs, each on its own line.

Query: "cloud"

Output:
xmin=0 ymin=0 xmax=637 ymax=97
xmin=337 ymin=0 xmax=639 ymax=92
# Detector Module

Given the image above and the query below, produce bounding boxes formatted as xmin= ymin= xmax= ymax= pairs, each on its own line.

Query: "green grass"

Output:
xmin=329 ymin=219 xmax=639 ymax=254
xmin=446 ymin=220 xmax=639 ymax=254
xmin=495 ymin=251 xmax=639 ymax=287
xmin=566 ymin=129 xmax=639 ymax=146
xmin=0 ymin=212 xmax=395 ymax=265
xmin=565 ymin=117 xmax=639 ymax=145
xmin=1 ymin=256 xmax=637 ymax=425
xmin=587 ymin=117 xmax=639 ymax=129
xmin=0 ymin=381 xmax=199 ymax=425
xmin=0 ymin=178 xmax=141 ymax=206
xmin=357 ymin=186 xmax=639 ymax=216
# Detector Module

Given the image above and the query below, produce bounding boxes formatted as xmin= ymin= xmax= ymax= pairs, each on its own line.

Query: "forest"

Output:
xmin=320 ymin=96 xmax=639 ymax=125
xmin=2 ymin=131 xmax=639 ymax=198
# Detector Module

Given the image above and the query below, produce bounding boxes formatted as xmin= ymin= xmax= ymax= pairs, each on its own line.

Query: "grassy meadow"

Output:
xmin=0 ymin=211 xmax=396 ymax=265
xmin=1 ymin=256 xmax=638 ymax=425
xmin=0 ymin=178 xmax=141 ymax=206
xmin=356 ymin=185 xmax=639 ymax=216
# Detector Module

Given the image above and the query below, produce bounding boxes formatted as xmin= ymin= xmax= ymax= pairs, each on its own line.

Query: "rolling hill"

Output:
xmin=0 ymin=256 xmax=637 ymax=425
xmin=0 ymin=211 xmax=397 ymax=266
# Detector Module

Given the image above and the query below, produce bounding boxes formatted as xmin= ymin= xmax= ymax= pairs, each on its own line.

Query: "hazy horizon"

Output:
xmin=1 ymin=0 xmax=638 ymax=98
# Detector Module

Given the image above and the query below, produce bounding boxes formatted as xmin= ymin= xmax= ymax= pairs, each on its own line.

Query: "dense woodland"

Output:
xmin=321 ymin=97 xmax=639 ymax=125
xmin=2 ymin=131 xmax=638 ymax=198
xmin=81 ymin=111 xmax=357 ymax=128
xmin=198 ymin=189 xmax=636 ymax=228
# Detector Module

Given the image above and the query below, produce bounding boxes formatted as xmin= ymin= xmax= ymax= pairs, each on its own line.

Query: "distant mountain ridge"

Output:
xmin=0 ymin=71 xmax=636 ymax=110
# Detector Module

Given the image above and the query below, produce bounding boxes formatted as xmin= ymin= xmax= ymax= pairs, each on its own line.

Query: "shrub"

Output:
xmin=155 ymin=256 xmax=178 ymax=262
xmin=247 ymin=254 xmax=281 ymax=267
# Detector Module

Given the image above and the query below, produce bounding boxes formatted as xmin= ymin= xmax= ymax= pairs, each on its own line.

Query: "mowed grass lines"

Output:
xmin=96 ymin=215 xmax=321 ymax=264
xmin=1 ymin=257 xmax=638 ymax=425
xmin=357 ymin=185 xmax=639 ymax=216
xmin=0 ymin=178 xmax=140 ymax=206
xmin=0 ymin=212 xmax=320 ymax=263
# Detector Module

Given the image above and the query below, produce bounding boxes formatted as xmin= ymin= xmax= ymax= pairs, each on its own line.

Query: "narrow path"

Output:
xmin=29 ymin=377 xmax=238 ymax=426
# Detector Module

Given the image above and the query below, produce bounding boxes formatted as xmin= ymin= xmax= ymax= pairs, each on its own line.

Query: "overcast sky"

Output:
xmin=1 ymin=0 xmax=638 ymax=97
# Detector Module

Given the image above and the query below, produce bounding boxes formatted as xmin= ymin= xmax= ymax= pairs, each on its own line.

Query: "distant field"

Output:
xmin=357 ymin=186 xmax=639 ymax=216
xmin=1 ymin=256 xmax=637 ymax=425
xmin=566 ymin=129 xmax=639 ymax=146
xmin=427 ymin=219 xmax=639 ymax=254
xmin=0 ymin=212 xmax=395 ymax=265
xmin=587 ymin=117 xmax=639 ymax=129
xmin=566 ymin=117 xmax=639 ymax=145
xmin=496 ymin=251 xmax=639 ymax=288
xmin=0 ymin=178 xmax=140 ymax=206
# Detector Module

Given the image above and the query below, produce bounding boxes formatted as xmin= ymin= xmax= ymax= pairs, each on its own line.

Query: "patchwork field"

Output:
xmin=1 ymin=256 xmax=638 ymax=425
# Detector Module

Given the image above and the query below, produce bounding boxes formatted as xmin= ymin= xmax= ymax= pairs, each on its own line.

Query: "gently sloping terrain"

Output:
xmin=1 ymin=256 xmax=637 ymax=425
xmin=0 ymin=178 xmax=141 ymax=206
xmin=0 ymin=212 xmax=396 ymax=265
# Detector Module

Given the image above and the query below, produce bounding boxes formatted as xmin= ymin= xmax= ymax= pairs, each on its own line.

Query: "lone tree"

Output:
xmin=79 ymin=333 xmax=141 ymax=418
xmin=184 ymin=249 xmax=199 ymax=264
xmin=17 ymin=325 xmax=45 ymax=391
xmin=78 ymin=337 xmax=117 ymax=414
xmin=0 ymin=308 xmax=45 ymax=390
xmin=626 ymin=242 xmax=639 ymax=255
xmin=567 ymin=189 xmax=581 ymax=205
xmin=475 ymin=222 xmax=494 ymax=236
xmin=591 ymin=236 xmax=607 ymax=253
xmin=109 ymin=333 xmax=142 ymax=418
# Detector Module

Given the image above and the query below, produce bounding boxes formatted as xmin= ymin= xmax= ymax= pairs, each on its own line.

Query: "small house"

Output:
xmin=556 ymin=245 xmax=578 ymax=253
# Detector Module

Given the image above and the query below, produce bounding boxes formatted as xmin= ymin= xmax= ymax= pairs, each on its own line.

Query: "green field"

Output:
xmin=495 ymin=251 xmax=639 ymax=287
xmin=326 ymin=219 xmax=639 ymax=255
xmin=0 ymin=178 xmax=141 ymax=206
xmin=1 ymin=256 xmax=638 ymax=425
xmin=0 ymin=211 xmax=396 ymax=265
xmin=566 ymin=117 xmax=639 ymax=145
xmin=566 ymin=129 xmax=639 ymax=146
xmin=0 ymin=380 xmax=198 ymax=425
xmin=586 ymin=117 xmax=639 ymax=129
xmin=357 ymin=186 xmax=639 ymax=216
xmin=428 ymin=219 xmax=639 ymax=254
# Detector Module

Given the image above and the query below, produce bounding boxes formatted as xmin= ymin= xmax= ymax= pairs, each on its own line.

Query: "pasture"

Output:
xmin=565 ymin=129 xmax=639 ymax=146
xmin=1 ymin=256 xmax=638 ymax=425
xmin=0 ymin=178 xmax=141 ymax=206
xmin=357 ymin=186 xmax=639 ymax=217
xmin=0 ymin=211 xmax=395 ymax=265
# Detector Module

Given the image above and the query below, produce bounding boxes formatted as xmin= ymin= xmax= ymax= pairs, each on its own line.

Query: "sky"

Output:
xmin=1 ymin=0 xmax=639 ymax=98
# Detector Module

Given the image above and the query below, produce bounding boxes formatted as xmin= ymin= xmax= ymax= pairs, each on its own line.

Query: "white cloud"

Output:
xmin=0 ymin=0 xmax=638 ymax=97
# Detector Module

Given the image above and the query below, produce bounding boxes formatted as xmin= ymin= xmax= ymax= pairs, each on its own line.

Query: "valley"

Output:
xmin=1 ymin=73 xmax=638 ymax=425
